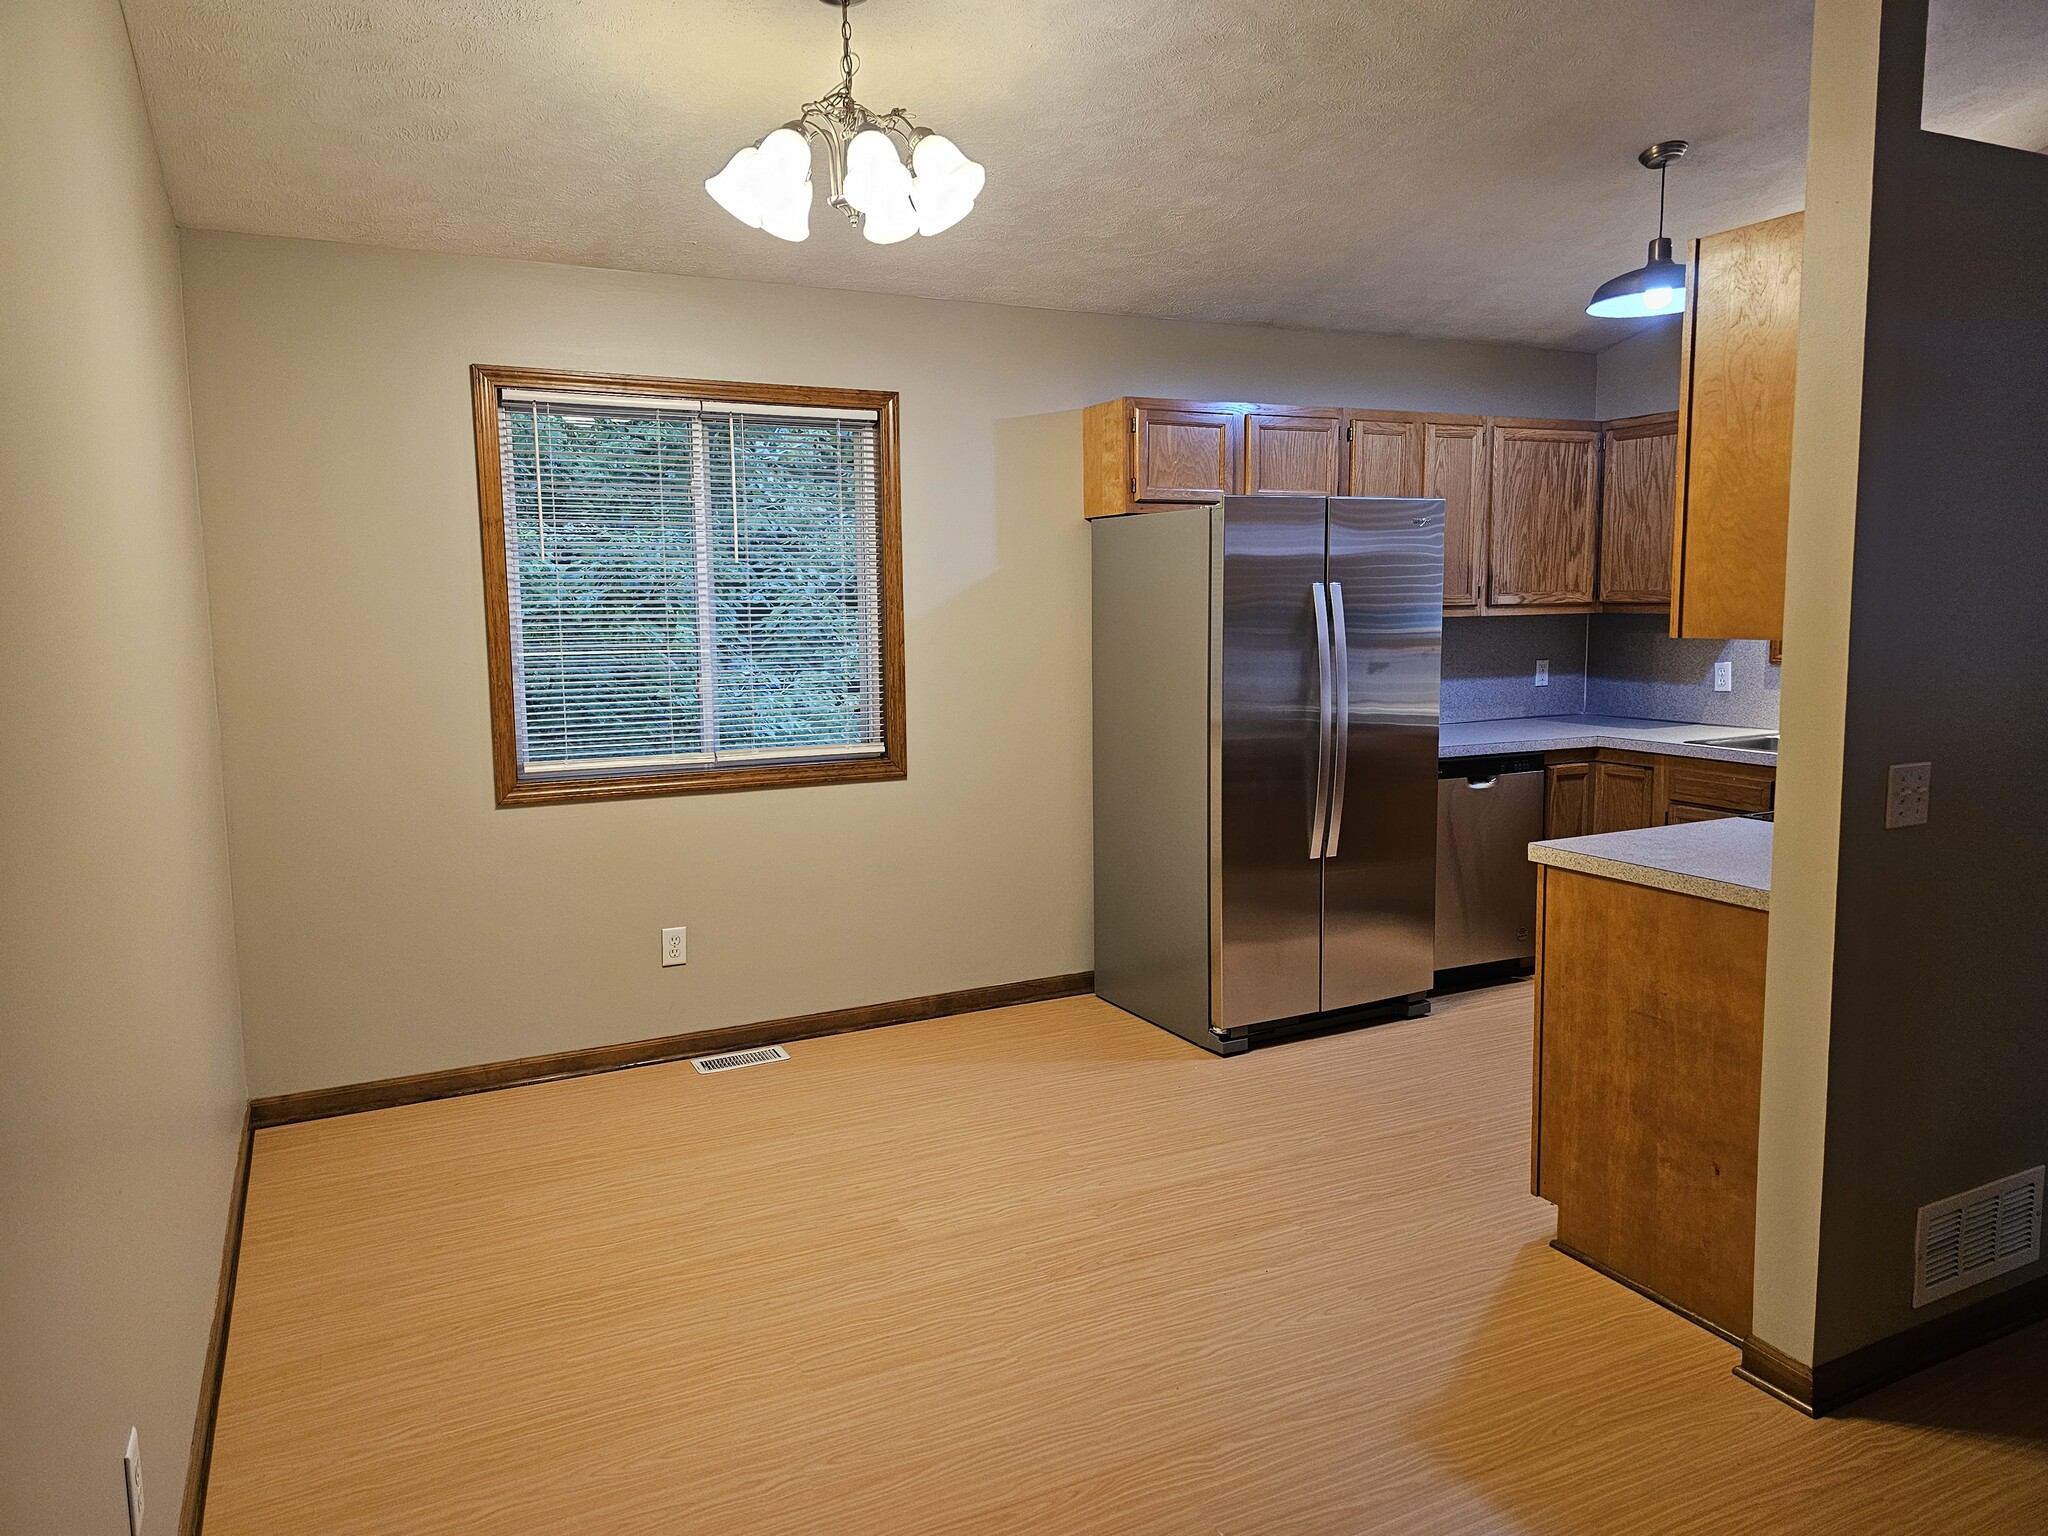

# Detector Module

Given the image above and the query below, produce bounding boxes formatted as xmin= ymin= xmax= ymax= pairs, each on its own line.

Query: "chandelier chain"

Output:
xmin=834 ymin=0 xmax=858 ymax=105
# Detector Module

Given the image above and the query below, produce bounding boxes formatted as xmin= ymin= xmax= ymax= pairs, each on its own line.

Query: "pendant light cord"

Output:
xmin=1657 ymin=162 xmax=1668 ymax=241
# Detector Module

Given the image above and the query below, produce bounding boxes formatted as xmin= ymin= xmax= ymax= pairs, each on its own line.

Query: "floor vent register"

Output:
xmin=690 ymin=1044 xmax=791 ymax=1075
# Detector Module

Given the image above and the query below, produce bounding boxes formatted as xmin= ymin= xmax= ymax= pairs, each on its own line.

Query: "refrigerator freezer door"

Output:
xmin=1321 ymin=497 xmax=1444 ymax=1010
xmin=1216 ymin=496 xmax=1328 ymax=1031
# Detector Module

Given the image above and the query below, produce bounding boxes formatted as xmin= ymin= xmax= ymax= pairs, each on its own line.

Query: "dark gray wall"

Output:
xmin=1814 ymin=0 xmax=2048 ymax=1361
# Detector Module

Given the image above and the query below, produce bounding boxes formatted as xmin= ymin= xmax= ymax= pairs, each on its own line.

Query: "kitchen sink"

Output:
xmin=1688 ymin=733 xmax=1779 ymax=752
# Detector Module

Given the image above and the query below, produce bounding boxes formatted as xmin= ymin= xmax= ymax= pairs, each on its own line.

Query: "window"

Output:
xmin=471 ymin=365 xmax=904 ymax=805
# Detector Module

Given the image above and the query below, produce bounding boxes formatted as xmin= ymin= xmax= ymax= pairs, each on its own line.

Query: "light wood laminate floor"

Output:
xmin=205 ymin=984 xmax=2048 ymax=1534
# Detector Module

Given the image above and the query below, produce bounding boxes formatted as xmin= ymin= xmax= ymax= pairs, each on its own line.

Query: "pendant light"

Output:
xmin=1587 ymin=142 xmax=1690 ymax=318
xmin=705 ymin=0 xmax=986 ymax=245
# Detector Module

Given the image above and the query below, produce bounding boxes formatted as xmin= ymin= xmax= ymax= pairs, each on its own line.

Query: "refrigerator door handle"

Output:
xmin=1310 ymin=581 xmax=1334 ymax=860
xmin=1324 ymin=580 xmax=1350 ymax=858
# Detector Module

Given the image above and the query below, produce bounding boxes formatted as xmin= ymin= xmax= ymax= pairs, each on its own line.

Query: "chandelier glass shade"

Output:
xmin=706 ymin=1 xmax=986 ymax=245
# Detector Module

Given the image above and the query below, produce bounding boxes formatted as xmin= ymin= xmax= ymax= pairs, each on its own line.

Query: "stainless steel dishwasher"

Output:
xmin=1435 ymin=755 xmax=1545 ymax=972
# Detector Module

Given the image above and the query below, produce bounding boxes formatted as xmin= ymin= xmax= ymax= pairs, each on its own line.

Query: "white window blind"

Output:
xmin=495 ymin=393 xmax=885 ymax=781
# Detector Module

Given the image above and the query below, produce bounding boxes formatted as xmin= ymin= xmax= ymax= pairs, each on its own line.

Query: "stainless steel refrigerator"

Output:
xmin=1093 ymin=495 xmax=1444 ymax=1055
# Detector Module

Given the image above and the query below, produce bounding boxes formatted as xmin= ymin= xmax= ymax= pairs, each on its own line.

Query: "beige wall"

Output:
xmin=1750 ymin=0 xmax=1880 ymax=1366
xmin=179 ymin=231 xmax=1593 ymax=1096
xmin=0 ymin=1 xmax=249 ymax=1529
xmin=1590 ymin=314 xmax=1683 ymax=418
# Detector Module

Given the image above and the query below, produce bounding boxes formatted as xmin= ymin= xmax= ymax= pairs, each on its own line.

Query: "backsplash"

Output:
xmin=1584 ymin=615 xmax=1780 ymax=728
xmin=1441 ymin=615 xmax=1587 ymax=722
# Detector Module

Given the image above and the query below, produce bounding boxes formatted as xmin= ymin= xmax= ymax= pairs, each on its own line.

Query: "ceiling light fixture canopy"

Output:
xmin=705 ymin=0 xmax=986 ymax=245
xmin=1587 ymin=141 xmax=1690 ymax=319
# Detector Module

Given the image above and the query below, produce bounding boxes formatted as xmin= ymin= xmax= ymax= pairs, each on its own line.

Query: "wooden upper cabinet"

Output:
xmin=1422 ymin=418 xmax=1489 ymax=610
xmin=1487 ymin=420 xmax=1601 ymax=608
xmin=1343 ymin=411 xmax=1424 ymax=498
xmin=1133 ymin=402 xmax=1242 ymax=505
xmin=1672 ymin=211 xmax=1803 ymax=640
xmin=1245 ymin=408 xmax=1342 ymax=496
xmin=1599 ymin=413 xmax=1679 ymax=607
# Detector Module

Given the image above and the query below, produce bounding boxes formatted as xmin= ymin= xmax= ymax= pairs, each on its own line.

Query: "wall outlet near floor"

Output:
xmin=123 ymin=1428 xmax=144 ymax=1535
xmin=1886 ymin=762 xmax=1932 ymax=829
xmin=661 ymin=927 xmax=688 ymax=966
xmin=1534 ymin=660 xmax=1549 ymax=687
xmin=1713 ymin=660 xmax=1734 ymax=692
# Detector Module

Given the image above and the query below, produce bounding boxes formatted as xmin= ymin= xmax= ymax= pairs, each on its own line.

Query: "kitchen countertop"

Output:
xmin=1528 ymin=817 xmax=1773 ymax=911
xmin=1439 ymin=714 xmax=1777 ymax=766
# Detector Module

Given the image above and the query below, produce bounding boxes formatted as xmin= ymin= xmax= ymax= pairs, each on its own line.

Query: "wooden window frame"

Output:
xmin=470 ymin=363 xmax=907 ymax=807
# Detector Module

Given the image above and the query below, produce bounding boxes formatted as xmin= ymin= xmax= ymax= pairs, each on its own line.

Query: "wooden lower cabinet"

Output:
xmin=1533 ymin=864 xmax=1768 ymax=1338
xmin=1544 ymin=759 xmax=1594 ymax=839
xmin=1548 ymin=750 xmax=1774 ymax=837
xmin=1591 ymin=759 xmax=1657 ymax=834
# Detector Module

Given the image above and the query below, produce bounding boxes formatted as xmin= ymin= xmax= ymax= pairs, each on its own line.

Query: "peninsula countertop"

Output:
xmin=1528 ymin=816 xmax=1773 ymax=911
xmin=1440 ymin=715 xmax=1777 ymax=766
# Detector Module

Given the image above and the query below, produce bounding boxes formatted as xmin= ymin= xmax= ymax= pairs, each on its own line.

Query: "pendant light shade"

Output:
xmin=1587 ymin=236 xmax=1689 ymax=317
xmin=1587 ymin=142 xmax=1690 ymax=319
xmin=705 ymin=0 xmax=985 ymax=245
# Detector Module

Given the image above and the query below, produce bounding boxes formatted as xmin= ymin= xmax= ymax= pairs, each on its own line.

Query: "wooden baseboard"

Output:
xmin=181 ymin=1110 xmax=254 ymax=1536
xmin=249 ymin=971 xmax=1097 ymax=1129
xmin=1734 ymin=1335 xmax=1817 ymax=1415
xmin=1738 ymin=1268 xmax=2048 ymax=1416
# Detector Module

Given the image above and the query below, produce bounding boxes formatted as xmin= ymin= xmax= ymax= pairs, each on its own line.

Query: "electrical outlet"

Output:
xmin=661 ymin=927 xmax=688 ymax=966
xmin=1534 ymin=660 xmax=1549 ymax=687
xmin=1713 ymin=660 xmax=1734 ymax=692
xmin=1886 ymin=762 xmax=1931 ymax=829
xmin=123 ymin=1428 xmax=144 ymax=1536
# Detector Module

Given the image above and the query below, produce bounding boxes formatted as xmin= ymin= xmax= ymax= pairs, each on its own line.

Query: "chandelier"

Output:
xmin=705 ymin=0 xmax=986 ymax=245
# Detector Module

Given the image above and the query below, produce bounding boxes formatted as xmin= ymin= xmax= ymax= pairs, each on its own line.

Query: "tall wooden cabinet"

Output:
xmin=1487 ymin=420 xmax=1602 ymax=608
xmin=1672 ymin=211 xmax=1804 ymax=641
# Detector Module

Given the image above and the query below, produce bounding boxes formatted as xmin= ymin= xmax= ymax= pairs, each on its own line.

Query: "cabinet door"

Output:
xmin=1344 ymin=413 xmax=1422 ymax=498
xmin=1245 ymin=409 xmax=1342 ymax=496
xmin=1488 ymin=421 xmax=1601 ymax=607
xmin=1591 ymin=761 xmax=1658 ymax=834
xmin=1423 ymin=418 xmax=1490 ymax=611
xmin=1673 ymin=211 xmax=1802 ymax=640
xmin=1545 ymin=761 xmax=1593 ymax=839
xmin=1133 ymin=404 xmax=1242 ymax=503
xmin=1599 ymin=414 xmax=1678 ymax=606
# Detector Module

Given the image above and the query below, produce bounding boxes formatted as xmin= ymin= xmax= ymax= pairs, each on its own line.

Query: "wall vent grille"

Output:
xmin=690 ymin=1044 xmax=791 ymax=1075
xmin=1914 ymin=1165 xmax=2043 ymax=1307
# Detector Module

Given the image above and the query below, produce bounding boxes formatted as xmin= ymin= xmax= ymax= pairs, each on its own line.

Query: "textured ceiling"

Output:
xmin=117 ymin=1 xmax=2040 ymax=352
